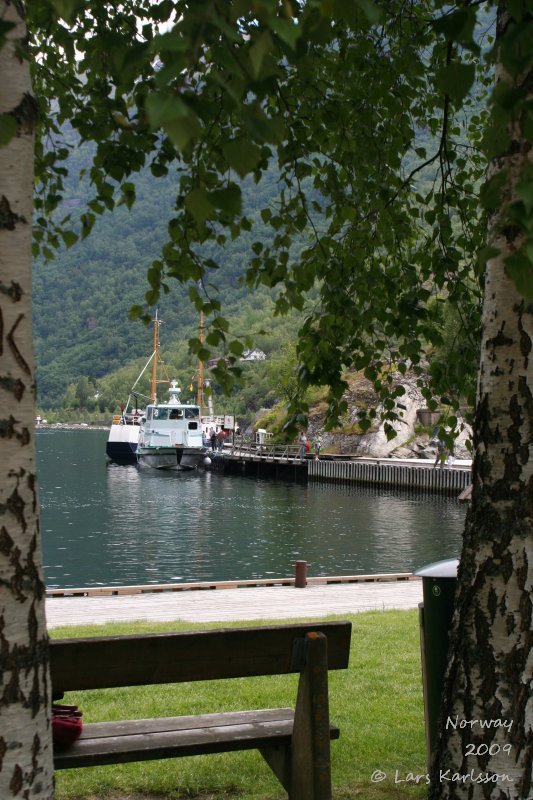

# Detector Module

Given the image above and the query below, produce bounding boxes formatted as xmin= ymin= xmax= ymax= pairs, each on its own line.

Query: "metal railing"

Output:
xmin=223 ymin=437 xmax=306 ymax=461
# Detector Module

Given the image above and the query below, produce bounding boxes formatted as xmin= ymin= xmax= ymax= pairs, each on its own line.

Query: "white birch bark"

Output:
xmin=431 ymin=7 xmax=533 ymax=799
xmin=0 ymin=2 xmax=54 ymax=797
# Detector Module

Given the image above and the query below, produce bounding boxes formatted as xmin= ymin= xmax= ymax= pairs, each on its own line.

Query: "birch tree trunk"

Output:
xmin=0 ymin=2 xmax=54 ymax=797
xmin=431 ymin=8 xmax=532 ymax=800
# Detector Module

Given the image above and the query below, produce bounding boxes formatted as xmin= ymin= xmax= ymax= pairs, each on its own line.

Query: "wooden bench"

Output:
xmin=50 ymin=620 xmax=352 ymax=800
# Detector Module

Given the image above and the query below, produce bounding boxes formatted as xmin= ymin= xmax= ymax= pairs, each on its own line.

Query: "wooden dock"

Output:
xmin=45 ymin=573 xmax=422 ymax=629
xmin=212 ymin=446 xmax=472 ymax=494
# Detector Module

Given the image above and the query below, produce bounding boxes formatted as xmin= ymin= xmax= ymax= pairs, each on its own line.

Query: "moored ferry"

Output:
xmin=136 ymin=381 xmax=208 ymax=470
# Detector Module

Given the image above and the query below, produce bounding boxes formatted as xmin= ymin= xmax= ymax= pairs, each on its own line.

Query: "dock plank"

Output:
xmin=46 ymin=579 xmax=422 ymax=629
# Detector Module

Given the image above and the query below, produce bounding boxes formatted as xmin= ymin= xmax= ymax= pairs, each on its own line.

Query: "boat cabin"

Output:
xmin=146 ymin=405 xmax=199 ymax=422
xmin=139 ymin=381 xmax=204 ymax=450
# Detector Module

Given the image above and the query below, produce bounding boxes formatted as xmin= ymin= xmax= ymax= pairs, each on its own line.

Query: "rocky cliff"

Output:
xmin=306 ymin=372 xmax=472 ymax=460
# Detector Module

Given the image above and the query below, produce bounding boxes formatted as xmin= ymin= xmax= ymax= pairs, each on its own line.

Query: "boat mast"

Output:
xmin=197 ymin=311 xmax=204 ymax=413
xmin=150 ymin=312 xmax=160 ymax=404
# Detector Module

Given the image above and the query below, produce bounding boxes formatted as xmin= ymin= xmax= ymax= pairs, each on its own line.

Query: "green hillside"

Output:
xmin=32 ymin=153 xmax=304 ymax=412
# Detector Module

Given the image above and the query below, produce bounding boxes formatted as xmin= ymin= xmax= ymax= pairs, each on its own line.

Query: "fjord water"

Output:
xmin=37 ymin=429 xmax=466 ymax=589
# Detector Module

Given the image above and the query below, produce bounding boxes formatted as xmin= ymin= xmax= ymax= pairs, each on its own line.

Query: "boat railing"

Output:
xmin=113 ymin=412 xmax=143 ymax=426
xmin=226 ymin=438 xmax=304 ymax=461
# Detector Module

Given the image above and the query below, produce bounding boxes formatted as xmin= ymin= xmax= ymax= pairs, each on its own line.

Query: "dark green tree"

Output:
xmin=74 ymin=376 xmax=90 ymax=409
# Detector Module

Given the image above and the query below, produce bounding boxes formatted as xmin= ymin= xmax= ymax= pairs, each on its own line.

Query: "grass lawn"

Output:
xmin=51 ymin=610 xmax=429 ymax=800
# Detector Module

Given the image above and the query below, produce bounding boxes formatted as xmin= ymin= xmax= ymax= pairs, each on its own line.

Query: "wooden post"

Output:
xmin=290 ymin=632 xmax=332 ymax=800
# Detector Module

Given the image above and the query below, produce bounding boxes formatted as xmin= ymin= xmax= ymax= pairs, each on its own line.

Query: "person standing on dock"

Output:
xmin=313 ymin=433 xmax=323 ymax=461
xmin=433 ymin=439 xmax=447 ymax=469
xmin=298 ymin=431 xmax=307 ymax=460
xmin=210 ymin=428 xmax=217 ymax=451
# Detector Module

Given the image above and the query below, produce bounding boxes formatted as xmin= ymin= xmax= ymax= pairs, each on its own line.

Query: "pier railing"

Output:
xmin=223 ymin=441 xmax=303 ymax=460
xmin=214 ymin=439 xmax=472 ymax=494
xmin=308 ymin=457 xmax=471 ymax=492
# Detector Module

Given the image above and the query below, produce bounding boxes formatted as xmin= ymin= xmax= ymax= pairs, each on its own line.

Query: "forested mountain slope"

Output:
xmin=32 ymin=154 xmax=298 ymax=408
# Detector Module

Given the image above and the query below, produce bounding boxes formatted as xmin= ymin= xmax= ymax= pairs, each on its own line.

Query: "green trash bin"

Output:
xmin=415 ymin=558 xmax=458 ymax=762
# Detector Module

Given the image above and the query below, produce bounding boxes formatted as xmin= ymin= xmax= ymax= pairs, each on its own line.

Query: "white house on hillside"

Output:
xmin=241 ymin=348 xmax=267 ymax=361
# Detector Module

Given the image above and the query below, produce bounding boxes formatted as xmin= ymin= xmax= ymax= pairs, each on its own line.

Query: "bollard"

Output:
xmin=294 ymin=560 xmax=308 ymax=588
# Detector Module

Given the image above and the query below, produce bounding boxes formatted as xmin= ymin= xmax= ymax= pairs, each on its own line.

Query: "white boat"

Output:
xmin=106 ymin=313 xmax=167 ymax=463
xmin=106 ymin=407 xmax=143 ymax=462
xmin=136 ymin=381 xmax=208 ymax=470
xmin=106 ymin=311 xmax=236 ymax=464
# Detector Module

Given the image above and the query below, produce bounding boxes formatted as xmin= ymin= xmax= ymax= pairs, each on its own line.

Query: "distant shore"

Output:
xmin=35 ymin=422 xmax=110 ymax=431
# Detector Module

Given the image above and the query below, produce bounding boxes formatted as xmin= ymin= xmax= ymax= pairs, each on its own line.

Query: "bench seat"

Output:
xmin=51 ymin=622 xmax=351 ymax=798
xmin=54 ymin=708 xmax=340 ymax=769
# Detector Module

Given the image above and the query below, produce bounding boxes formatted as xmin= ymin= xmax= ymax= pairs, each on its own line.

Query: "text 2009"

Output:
xmin=465 ymin=743 xmax=512 ymax=757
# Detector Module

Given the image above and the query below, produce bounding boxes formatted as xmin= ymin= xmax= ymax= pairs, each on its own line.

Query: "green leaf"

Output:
xmin=164 ymin=114 xmax=202 ymax=152
xmin=480 ymin=171 xmax=507 ymax=211
xmin=482 ymin=122 xmax=510 ymax=160
xmin=516 ymin=170 xmax=533 ymax=214
xmin=477 ymin=246 xmax=499 ymax=270
xmin=269 ymin=18 xmax=301 ymax=49
xmin=499 ymin=17 xmax=533 ymax=75
xmin=249 ymin=31 xmax=273 ymax=78
xmin=213 ymin=315 xmax=230 ymax=333
xmin=150 ymin=30 xmax=189 ymax=54
xmin=505 ymin=252 xmax=533 ymax=299
xmin=145 ymin=93 xmax=201 ymax=151
xmin=433 ymin=8 xmax=476 ymax=45
xmin=185 ymin=188 xmax=216 ymax=224
xmin=0 ymin=115 xmax=16 ymax=147
xmin=229 ymin=340 xmax=245 ymax=356
xmin=206 ymin=331 xmax=222 ymax=346
xmin=354 ymin=0 xmax=382 ymax=24
xmin=198 ymin=347 xmax=211 ymax=362
xmin=208 ymin=186 xmax=242 ymax=218
xmin=60 ymin=230 xmax=78 ymax=249
xmin=222 ymin=140 xmax=262 ymax=177
xmin=145 ymin=289 xmax=160 ymax=306
xmin=50 ymin=0 xmax=85 ymax=23
xmin=120 ymin=182 xmax=136 ymax=210
xmin=434 ymin=61 xmax=475 ymax=103
xmin=147 ymin=266 xmax=161 ymax=289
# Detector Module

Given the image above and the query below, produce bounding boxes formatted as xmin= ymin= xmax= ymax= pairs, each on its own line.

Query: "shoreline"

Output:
xmin=35 ymin=423 xmax=110 ymax=430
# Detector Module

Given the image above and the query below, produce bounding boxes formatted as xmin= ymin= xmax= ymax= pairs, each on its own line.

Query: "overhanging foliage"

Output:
xmin=21 ymin=1 xmax=533 ymax=436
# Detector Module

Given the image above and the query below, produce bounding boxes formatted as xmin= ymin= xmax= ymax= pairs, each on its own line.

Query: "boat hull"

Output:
xmin=137 ymin=446 xmax=206 ymax=470
xmin=106 ymin=423 xmax=140 ymax=463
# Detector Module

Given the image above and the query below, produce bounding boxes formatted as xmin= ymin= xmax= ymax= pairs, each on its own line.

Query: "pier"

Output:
xmin=211 ymin=444 xmax=308 ymax=482
xmin=45 ymin=573 xmax=422 ymax=628
xmin=309 ymin=456 xmax=471 ymax=493
xmin=211 ymin=444 xmax=471 ymax=494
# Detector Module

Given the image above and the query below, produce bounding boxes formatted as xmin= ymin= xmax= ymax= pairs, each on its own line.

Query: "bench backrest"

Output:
xmin=50 ymin=621 xmax=351 ymax=692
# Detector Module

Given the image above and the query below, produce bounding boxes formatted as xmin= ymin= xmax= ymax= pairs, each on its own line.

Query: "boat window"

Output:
xmin=146 ymin=408 xmax=153 ymax=421
xmin=185 ymin=407 xmax=199 ymax=419
xmin=188 ymin=421 xmax=198 ymax=430
xmin=153 ymin=408 xmax=168 ymax=420
xmin=169 ymin=409 xmax=184 ymax=419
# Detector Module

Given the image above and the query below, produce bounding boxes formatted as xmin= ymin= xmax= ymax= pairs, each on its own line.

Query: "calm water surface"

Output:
xmin=37 ymin=429 xmax=465 ymax=589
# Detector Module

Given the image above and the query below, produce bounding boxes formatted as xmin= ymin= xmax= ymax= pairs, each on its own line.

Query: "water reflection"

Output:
xmin=37 ymin=430 xmax=465 ymax=588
